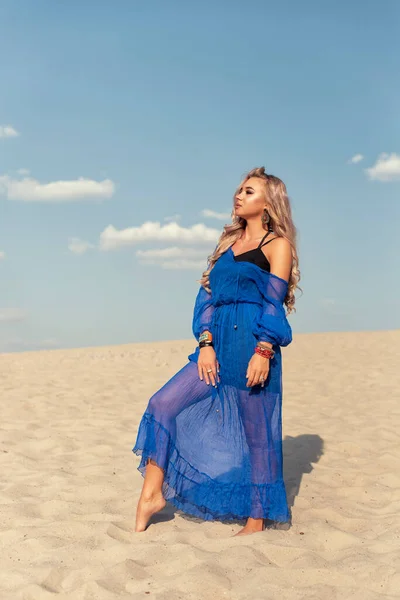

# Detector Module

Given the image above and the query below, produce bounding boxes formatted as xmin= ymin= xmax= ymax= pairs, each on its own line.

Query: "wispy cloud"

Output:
xmin=0 ymin=308 xmax=28 ymax=323
xmin=0 ymin=174 xmax=115 ymax=202
xmin=347 ymin=154 xmax=364 ymax=164
xmin=321 ymin=297 xmax=336 ymax=308
xmin=0 ymin=251 xmax=5 ymax=261
xmin=136 ymin=247 xmax=206 ymax=259
xmin=0 ymin=337 xmax=60 ymax=353
xmin=0 ymin=125 xmax=19 ymax=138
xmin=99 ymin=221 xmax=220 ymax=251
xmin=136 ymin=246 xmax=209 ymax=270
xmin=164 ymin=214 xmax=182 ymax=222
xmin=201 ymin=208 xmax=231 ymax=220
xmin=68 ymin=237 xmax=95 ymax=255
xmin=365 ymin=153 xmax=400 ymax=182
xmin=147 ymin=259 xmax=206 ymax=270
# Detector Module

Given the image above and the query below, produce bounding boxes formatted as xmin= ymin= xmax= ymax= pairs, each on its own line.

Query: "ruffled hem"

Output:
xmin=132 ymin=412 xmax=291 ymax=523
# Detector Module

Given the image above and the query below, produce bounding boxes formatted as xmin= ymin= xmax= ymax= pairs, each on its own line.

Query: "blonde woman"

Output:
xmin=133 ymin=167 xmax=300 ymax=536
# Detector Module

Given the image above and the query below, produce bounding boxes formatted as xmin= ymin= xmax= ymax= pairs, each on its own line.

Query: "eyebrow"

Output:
xmin=237 ymin=185 xmax=255 ymax=193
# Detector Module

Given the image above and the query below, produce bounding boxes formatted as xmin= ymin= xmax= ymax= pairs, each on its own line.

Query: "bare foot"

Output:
xmin=135 ymin=492 xmax=166 ymax=532
xmin=233 ymin=518 xmax=265 ymax=536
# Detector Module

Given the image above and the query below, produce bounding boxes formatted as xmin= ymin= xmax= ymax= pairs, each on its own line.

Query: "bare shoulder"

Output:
xmin=260 ymin=236 xmax=292 ymax=282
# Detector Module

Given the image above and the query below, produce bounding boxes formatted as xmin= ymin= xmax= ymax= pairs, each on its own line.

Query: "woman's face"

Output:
xmin=234 ymin=177 xmax=267 ymax=219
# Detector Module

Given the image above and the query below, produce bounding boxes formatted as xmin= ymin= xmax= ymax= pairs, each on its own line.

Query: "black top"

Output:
xmin=232 ymin=231 xmax=277 ymax=272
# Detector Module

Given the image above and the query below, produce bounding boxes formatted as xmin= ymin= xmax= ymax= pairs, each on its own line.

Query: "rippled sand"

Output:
xmin=0 ymin=330 xmax=399 ymax=599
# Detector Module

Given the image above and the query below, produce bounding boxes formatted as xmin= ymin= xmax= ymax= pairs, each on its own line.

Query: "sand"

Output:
xmin=0 ymin=330 xmax=399 ymax=600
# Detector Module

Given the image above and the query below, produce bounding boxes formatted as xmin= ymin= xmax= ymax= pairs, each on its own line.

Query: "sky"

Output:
xmin=0 ymin=0 xmax=399 ymax=353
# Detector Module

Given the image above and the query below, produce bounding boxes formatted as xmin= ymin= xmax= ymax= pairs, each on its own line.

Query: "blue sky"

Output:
xmin=0 ymin=0 xmax=399 ymax=352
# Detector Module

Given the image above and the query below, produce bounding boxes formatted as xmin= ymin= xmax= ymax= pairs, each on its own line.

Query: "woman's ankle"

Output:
xmin=140 ymin=489 xmax=164 ymax=502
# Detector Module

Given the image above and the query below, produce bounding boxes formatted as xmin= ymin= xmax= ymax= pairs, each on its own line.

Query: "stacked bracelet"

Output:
xmin=255 ymin=344 xmax=275 ymax=359
xmin=199 ymin=331 xmax=212 ymax=343
xmin=199 ymin=331 xmax=213 ymax=349
xmin=199 ymin=340 xmax=213 ymax=349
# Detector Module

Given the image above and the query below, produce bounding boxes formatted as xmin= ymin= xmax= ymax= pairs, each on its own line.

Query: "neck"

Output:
xmin=241 ymin=218 xmax=268 ymax=241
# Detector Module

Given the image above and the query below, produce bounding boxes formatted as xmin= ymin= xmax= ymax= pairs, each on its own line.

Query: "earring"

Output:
xmin=262 ymin=208 xmax=270 ymax=225
xmin=262 ymin=208 xmax=274 ymax=232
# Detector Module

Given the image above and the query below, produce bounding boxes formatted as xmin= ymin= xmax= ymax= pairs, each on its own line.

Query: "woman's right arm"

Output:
xmin=192 ymin=286 xmax=219 ymax=386
xmin=192 ymin=286 xmax=214 ymax=340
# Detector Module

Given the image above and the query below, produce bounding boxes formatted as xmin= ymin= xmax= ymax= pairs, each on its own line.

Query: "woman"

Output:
xmin=132 ymin=166 xmax=300 ymax=536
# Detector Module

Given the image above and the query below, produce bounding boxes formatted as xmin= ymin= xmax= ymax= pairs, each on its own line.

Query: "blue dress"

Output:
xmin=132 ymin=245 xmax=292 ymax=522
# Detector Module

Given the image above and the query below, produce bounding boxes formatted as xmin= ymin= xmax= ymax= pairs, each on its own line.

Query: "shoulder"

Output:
xmin=260 ymin=235 xmax=291 ymax=259
xmin=261 ymin=236 xmax=292 ymax=281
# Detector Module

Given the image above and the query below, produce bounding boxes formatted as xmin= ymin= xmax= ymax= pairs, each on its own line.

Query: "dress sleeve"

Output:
xmin=252 ymin=276 xmax=292 ymax=347
xmin=192 ymin=285 xmax=214 ymax=341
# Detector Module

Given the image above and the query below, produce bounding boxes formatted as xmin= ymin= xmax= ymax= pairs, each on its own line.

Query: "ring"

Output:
xmin=207 ymin=369 xmax=213 ymax=373
xmin=260 ymin=376 xmax=264 ymax=382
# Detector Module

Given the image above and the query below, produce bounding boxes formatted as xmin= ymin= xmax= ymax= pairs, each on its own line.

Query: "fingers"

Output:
xmin=205 ymin=364 xmax=216 ymax=386
xmin=246 ymin=369 xmax=269 ymax=388
xmin=246 ymin=370 xmax=259 ymax=387
xmin=198 ymin=362 xmax=219 ymax=386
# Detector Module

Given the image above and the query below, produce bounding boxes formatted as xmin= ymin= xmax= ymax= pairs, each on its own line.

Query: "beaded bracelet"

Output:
xmin=199 ymin=331 xmax=212 ymax=343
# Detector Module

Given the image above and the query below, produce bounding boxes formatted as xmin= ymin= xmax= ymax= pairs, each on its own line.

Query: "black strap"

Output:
xmin=259 ymin=233 xmax=278 ymax=248
xmin=257 ymin=232 xmax=270 ymax=247
xmin=258 ymin=231 xmax=272 ymax=247
xmin=260 ymin=237 xmax=278 ymax=248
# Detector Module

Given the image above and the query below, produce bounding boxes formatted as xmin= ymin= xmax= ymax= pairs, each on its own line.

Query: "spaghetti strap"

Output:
xmin=260 ymin=236 xmax=278 ymax=248
xmin=257 ymin=232 xmax=271 ymax=248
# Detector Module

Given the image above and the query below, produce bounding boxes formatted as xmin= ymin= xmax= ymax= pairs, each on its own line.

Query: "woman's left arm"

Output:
xmin=267 ymin=237 xmax=292 ymax=283
xmin=246 ymin=238 xmax=293 ymax=387
xmin=255 ymin=237 xmax=293 ymax=347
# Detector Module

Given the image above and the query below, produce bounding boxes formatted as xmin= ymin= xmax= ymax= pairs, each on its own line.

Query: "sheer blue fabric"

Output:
xmin=192 ymin=285 xmax=214 ymax=340
xmin=132 ymin=246 xmax=292 ymax=522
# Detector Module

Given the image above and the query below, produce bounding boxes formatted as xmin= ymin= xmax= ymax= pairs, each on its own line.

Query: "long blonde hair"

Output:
xmin=199 ymin=166 xmax=301 ymax=314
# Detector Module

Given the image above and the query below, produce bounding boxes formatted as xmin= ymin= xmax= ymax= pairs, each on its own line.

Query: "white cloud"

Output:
xmin=348 ymin=154 xmax=364 ymax=164
xmin=0 ymin=174 xmax=115 ymax=202
xmin=68 ymin=237 xmax=95 ymax=255
xmin=139 ymin=257 xmax=206 ymax=270
xmin=0 ymin=125 xmax=19 ymax=138
xmin=365 ymin=153 xmax=400 ymax=182
xmin=99 ymin=221 xmax=220 ymax=251
xmin=0 ymin=308 xmax=28 ymax=323
xmin=150 ymin=259 xmax=207 ymax=270
xmin=17 ymin=168 xmax=30 ymax=176
xmin=201 ymin=208 xmax=231 ymax=220
xmin=0 ymin=251 xmax=5 ymax=260
xmin=137 ymin=246 xmax=209 ymax=270
xmin=164 ymin=214 xmax=182 ymax=222
xmin=136 ymin=247 xmax=206 ymax=259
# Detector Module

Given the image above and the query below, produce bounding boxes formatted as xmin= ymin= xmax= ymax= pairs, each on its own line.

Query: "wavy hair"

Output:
xmin=198 ymin=167 xmax=301 ymax=314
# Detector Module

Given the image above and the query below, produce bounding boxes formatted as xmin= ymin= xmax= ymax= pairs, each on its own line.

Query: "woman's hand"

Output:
xmin=198 ymin=346 xmax=220 ymax=386
xmin=246 ymin=353 xmax=270 ymax=387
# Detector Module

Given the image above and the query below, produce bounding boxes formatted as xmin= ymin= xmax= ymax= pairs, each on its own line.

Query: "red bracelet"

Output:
xmin=255 ymin=346 xmax=274 ymax=359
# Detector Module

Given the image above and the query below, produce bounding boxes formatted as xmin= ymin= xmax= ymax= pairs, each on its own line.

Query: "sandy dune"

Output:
xmin=0 ymin=330 xmax=399 ymax=599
